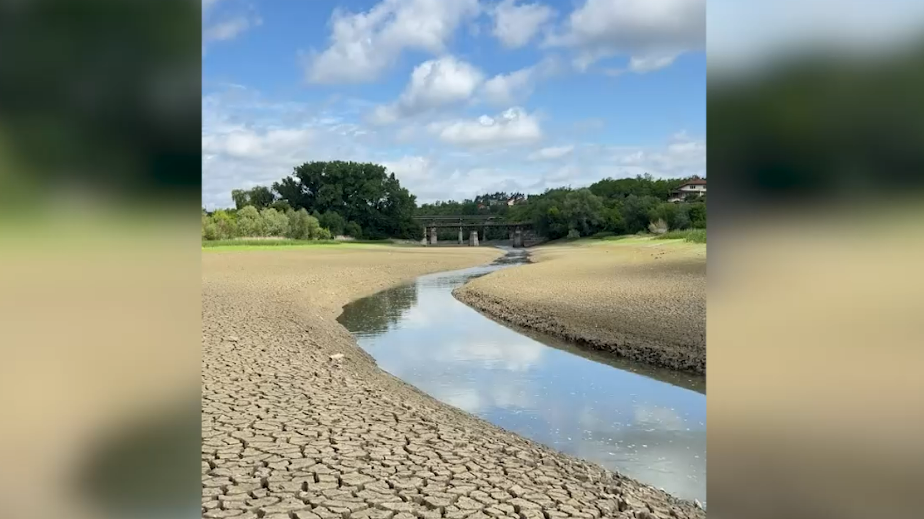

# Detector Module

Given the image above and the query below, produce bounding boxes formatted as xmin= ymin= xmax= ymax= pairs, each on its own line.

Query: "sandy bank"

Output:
xmin=454 ymin=239 xmax=706 ymax=375
xmin=202 ymin=245 xmax=706 ymax=519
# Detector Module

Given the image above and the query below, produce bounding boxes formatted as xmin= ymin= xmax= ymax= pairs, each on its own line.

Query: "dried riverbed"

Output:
xmin=454 ymin=239 xmax=706 ymax=374
xmin=202 ymin=245 xmax=706 ymax=519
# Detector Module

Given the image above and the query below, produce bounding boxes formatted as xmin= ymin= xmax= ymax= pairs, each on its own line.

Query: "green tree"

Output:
xmin=210 ymin=209 xmax=238 ymax=239
xmin=622 ymin=195 xmax=661 ymax=234
xmin=272 ymin=161 xmax=418 ymax=239
xmin=343 ymin=221 xmax=362 ymax=238
xmin=688 ymin=203 xmax=707 ymax=228
xmin=231 ymin=186 xmax=275 ymax=210
xmin=236 ymin=205 xmax=264 ymax=237
xmin=317 ymin=211 xmax=346 ymax=236
xmin=562 ymin=188 xmax=605 ymax=236
xmin=260 ymin=207 xmax=289 ymax=237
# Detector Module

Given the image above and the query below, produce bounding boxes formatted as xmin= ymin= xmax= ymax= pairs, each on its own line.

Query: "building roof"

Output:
xmin=680 ymin=178 xmax=707 ymax=186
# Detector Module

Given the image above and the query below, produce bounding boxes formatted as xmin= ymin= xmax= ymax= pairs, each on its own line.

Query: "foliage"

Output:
xmin=200 ymin=205 xmax=332 ymax=242
xmin=236 ymin=205 xmax=264 ymax=237
xmin=317 ymin=211 xmax=346 ymax=237
xmin=655 ymin=228 xmax=707 ymax=243
xmin=260 ymin=208 xmax=289 ymax=237
xmin=231 ymin=186 xmax=275 ymax=210
xmin=343 ymin=221 xmax=362 ymax=238
xmin=272 ymin=161 xmax=419 ymax=240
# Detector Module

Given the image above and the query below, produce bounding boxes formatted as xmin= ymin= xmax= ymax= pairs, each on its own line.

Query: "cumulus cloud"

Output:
xmin=304 ymin=0 xmax=481 ymax=83
xmin=480 ymin=56 xmax=562 ymax=106
xmin=491 ymin=0 xmax=556 ymax=49
xmin=528 ymin=145 xmax=574 ymax=160
xmin=370 ymin=56 xmax=485 ymax=124
xmin=547 ymin=0 xmax=705 ymax=71
xmin=431 ymin=107 xmax=542 ymax=148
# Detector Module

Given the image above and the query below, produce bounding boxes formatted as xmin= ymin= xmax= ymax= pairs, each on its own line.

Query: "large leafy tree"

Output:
xmin=272 ymin=161 xmax=419 ymax=240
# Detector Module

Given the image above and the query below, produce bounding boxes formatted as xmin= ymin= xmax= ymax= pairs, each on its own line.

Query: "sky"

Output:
xmin=201 ymin=0 xmax=707 ymax=209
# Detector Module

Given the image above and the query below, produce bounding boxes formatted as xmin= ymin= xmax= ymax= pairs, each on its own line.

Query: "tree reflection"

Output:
xmin=338 ymin=282 xmax=419 ymax=336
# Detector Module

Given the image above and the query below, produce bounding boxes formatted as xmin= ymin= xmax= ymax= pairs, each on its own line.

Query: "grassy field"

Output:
xmin=201 ymin=238 xmax=409 ymax=251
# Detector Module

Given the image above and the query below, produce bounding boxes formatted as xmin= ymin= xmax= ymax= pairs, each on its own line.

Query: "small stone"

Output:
xmin=226 ymin=336 xmax=239 ymax=342
xmin=330 ymin=353 xmax=345 ymax=361
xmin=694 ymin=499 xmax=704 ymax=509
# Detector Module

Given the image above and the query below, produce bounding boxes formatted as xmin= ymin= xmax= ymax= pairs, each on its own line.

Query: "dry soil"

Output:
xmin=453 ymin=239 xmax=706 ymax=374
xmin=202 ymin=244 xmax=706 ymax=519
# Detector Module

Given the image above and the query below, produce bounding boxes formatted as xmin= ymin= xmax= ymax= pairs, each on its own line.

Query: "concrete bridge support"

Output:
xmin=469 ymin=230 xmax=479 ymax=246
xmin=422 ymin=227 xmax=428 ymax=245
xmin=513 ymin=228 xmax=524 ymax=248
xmin=458 ymin=227 xmax=463 ymax=244
xmin=429 ymin=227 xmax=438 ymax=245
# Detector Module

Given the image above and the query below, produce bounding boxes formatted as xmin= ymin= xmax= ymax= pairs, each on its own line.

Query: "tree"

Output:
xmin=236 ymin=205 xmax=264 ymax=237
xmin=285 ymin=208 xmax=327 ymax=240
xmin=318 ymin=211 xmax=346 ymax=236
xmin=272 ymin=161 xmax=418 ymax=239
xmin=210 ymin=209 xmax=238 ymax=239
xmin=231 ymin=186 xmax=275 ymax=210
xmin=622 ymin=195 xmax=661 ymax=234
xmin=343 ymin=221 xmax=362 ymax=238
xmin=260 ymin=207 xmax=289 ymax=237
xmin=688 ymin=202 xmax=707 ymax=228
xmin=562 ymin=189 xmax=605 ymax=236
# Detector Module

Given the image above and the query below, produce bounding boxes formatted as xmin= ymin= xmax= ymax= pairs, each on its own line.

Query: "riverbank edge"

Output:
xmin=451 ymin=249 xmax=706 ymax=376
xmin=332 ymin=252 xmax=705 ymax=510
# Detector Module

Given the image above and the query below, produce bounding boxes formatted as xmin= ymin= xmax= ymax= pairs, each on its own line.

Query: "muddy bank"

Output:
xmin=202 ymin=245 xmax=706 ymax=519
xmin=454 ymin=239 xmax=706 ymax=375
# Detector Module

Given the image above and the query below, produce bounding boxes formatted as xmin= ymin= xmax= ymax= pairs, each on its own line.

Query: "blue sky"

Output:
xmin=202 ymin=0 xmax=706 ymax=209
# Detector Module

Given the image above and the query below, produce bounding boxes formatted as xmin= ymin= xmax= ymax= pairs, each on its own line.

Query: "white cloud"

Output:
xmin=204 ymin=16 xmax=257 ymax=43
xmin=431 ymin=107 xmax=542 ymax=148
xmin=547 ymin=0 xmax=705 ymax=71
xmin=528 ymin=145 xmax=574 ymax=160
xmin=304 ymin=0 xmax=481 ymax=84
xmin=383 ymin=156 xmax=434 ymax=185
xmin=202 ymin=0 xmax=262 ymax=53
xmin=491 ymin=0 xmax=556 ymax=49
xmin=480 ymin=56 xmax=562 ymax=106
xmin=370 ymin=56 xmax=485 ymax=124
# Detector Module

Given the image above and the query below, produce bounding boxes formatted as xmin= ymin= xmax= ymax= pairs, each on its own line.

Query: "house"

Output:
xmin=668 ymin=178 xmax=706 ymax=202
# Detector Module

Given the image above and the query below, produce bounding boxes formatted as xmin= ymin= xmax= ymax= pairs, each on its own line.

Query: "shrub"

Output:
xmin=343 ymin=221 xmax=362 ymax=238
xmin=566 ymin=229 xmax=581 ymax=239
xmin=236 ymin=205 xmax=264 ymax=237
xmin=260 ymin=207 xmax=289 ymax=237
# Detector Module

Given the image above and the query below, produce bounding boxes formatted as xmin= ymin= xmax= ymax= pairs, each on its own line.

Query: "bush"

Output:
xmin=648 ymin=218 xmax=668 ymax=234
xmin=236 ymin=205 xmax=264 ymax=237
xmin=343 ymin=221 xmax=362 ymax=238
xmin=655 ymin=228 xmax=707 ymax=243
xmin=318 ymin=211 xmax=346 ymax=237
xmin=260 ymin=207 xmax=289 ymax=237
xmin=566 ymin=229 xmax=581 ymax=239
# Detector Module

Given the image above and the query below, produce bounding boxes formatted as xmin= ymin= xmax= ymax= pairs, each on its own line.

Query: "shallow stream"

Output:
xmin=337 ymin=248 xmax=706 ymax=503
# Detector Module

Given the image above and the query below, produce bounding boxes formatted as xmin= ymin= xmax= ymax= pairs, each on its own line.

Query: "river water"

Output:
xmin=337 ymin=248 xmax=706 ymax=503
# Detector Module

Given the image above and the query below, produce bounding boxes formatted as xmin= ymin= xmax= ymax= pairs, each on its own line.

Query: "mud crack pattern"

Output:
xmin=202 ymin=247 xmax=706 ymax=519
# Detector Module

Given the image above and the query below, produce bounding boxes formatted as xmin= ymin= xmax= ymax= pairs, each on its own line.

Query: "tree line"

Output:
xmin=202 ymin=160 xmax=705 ymax=241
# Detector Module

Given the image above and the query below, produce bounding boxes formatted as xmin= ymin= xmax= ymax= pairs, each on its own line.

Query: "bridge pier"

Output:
xmin=458 ymin=227 xmax=463 ymax=244
xmin=513 ymin=228 xmax=524 ymax=248
xmin=422 ymin=226 xmax=428 ymax=245
xmin=469 ymin=230 xmax=479 ymax=247
xmin=429 ymin=227 xmax=438 ymax=245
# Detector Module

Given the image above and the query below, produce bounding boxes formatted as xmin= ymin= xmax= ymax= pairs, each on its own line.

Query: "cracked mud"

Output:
xmin=203 ymin=246 xmax=706 ymax=519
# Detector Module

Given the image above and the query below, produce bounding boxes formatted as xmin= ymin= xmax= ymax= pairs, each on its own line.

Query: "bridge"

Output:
xmin=412 ymin=215 xmax=533 ymax=247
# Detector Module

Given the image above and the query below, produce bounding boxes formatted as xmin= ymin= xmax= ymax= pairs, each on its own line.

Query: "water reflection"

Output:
xmin=338 ymin=249 xmax=707 ymax=503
